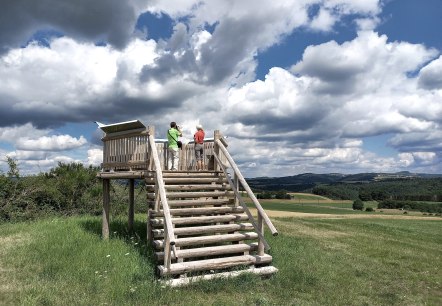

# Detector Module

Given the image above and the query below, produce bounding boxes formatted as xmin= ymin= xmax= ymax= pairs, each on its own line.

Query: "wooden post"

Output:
xmin=234 ymin=173 xmax=239 ymax=207
xmin=213 ymin=130 xmax=221 ymax=171
xmin=102 ymin=179 xmax=110 ymax=239
xmin=147 ymin=209 xmax=152 ymax=243
xmin=258 ymin=214 xmax=264 ymax=256
xmin=128 ymin=178 xmax=135 ymax=233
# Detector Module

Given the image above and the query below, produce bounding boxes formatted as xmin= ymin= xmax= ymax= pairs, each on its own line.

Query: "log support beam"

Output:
xmin=102 ymin=179 xmax=110 ymax=239
xmin=128 ymin=178 xmax=135 ymax=233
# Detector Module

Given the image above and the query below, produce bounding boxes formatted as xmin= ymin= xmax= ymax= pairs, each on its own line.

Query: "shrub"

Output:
xmin=365 ymin=207 xmax=374 ymax=212
xmin=352 ymin=199 xmax=364 ymax=210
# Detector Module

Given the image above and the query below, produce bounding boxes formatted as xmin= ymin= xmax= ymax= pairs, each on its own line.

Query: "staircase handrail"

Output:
xmin=215 ymin=139 xmax=278 ymax=236
xmin=213 ymin=152 xmax=271 ymax=250
xmin=148 ymin=133 xmax=176 ymax=247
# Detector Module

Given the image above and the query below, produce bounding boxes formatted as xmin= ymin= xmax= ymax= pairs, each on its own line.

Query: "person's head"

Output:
xmin=196 ymin=124 xmax=203 ymax=130
xmin=170 ymin=122 xmax=177 ymax=128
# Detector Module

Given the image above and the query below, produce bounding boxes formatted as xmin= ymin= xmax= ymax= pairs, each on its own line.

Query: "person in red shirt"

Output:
xmin=193 ymin=124 xmax=205 ymax=170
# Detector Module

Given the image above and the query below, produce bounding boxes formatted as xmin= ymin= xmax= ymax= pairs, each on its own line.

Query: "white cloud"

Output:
xmin=87 ymin=149 xmax=103 ymax=166
xmin=16 ymin=135 xmax=87 ymax=151
xmin=1 ymin=0 xmax=441 ymax=176
xmin=0 ymin=123 xmax=49 ymax=142
xmin=310 ymin=8 xmax=336 ymax=31
xmin=418 ymin=55 xmax=442 ymax=90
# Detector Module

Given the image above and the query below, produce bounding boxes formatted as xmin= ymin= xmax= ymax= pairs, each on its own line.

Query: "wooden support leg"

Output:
xmin=102 ymin=179 xmax=110 ymax=240
xmin=258 ymin=214 xmax=265 ymax=256
xmin=128 ymin=178 xmax=135 ymax=233
xmin=147 ymin=209 xmax=152 ymax=244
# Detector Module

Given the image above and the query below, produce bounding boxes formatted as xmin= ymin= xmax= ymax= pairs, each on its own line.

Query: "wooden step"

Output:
xmin=153 ymin=232 xmax=258 ymax=249
xmin=150 ymin=214 xmax=249 ymax=226
xmin=147 ymin=190 xmax=234 ymax=200
xmin=161 ymin=171 xmax=223 ymax=177
xmin=146 ymin=177 xmax=228 ymax=184
xmin=158 ymin=254 xmax=272 ymax=276
xmin=161 ymin=266 xmax=278 ymax=287
xmin=167 ymin=198 xmax=233 ymax=207
xmin=152 ymin=206 xmax=244 ymax=217
xmin=155 ymin=243 xmax=258 ymax=260
xmin=146 ymin=184 xmax=230 ymax=192
xmin=152 ymin=223 xmax=254 ymax=237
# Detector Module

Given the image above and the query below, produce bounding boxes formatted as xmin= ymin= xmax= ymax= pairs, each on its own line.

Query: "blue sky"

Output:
xmin=0 ymin=0 xmax=441 ymax=177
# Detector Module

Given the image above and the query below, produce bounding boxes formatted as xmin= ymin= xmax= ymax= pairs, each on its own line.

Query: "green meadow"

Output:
xmin=1 ymin=213 xmax=441 ymax=305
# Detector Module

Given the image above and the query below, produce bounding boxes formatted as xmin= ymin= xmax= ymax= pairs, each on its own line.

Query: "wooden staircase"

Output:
xmin=146 ymin=170 xmax=277 ymax=286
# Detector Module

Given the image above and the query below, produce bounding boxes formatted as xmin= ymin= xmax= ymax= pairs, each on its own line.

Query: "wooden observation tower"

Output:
xmin=97 ymin=120 xmax=278 ymax=286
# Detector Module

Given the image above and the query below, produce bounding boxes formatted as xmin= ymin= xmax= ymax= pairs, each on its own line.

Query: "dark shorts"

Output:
xmin=194 ymin=143 xmax=204 ymax=161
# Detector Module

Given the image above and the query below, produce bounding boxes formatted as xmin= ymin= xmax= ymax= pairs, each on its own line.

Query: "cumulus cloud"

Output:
xmin=1 ymin=0 xmax=442 ymax=176
xmin=418 ymin=56 xmax=442 ymax=90
xmin=221 ymin=30 xmax=442 ymax=174
xmin=0 ymin=0 xmax=147 ymax=54
xmin=0 ymin=123 xmax=49 ymax=142
xmin=226 ymin=31 xmax=439 ymax=143
xmin=87 ymin=148 xmax=103 ymax=166
xmin=16 ymin=135 xmax=87 ymax=151
xmin=0 ymin=37 xmax=198 ymax=128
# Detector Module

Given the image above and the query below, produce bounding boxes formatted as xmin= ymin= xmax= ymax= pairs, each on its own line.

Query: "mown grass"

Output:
xmin=248 ymin=200 xmax=381 ymax=215
xmin=1 ymin=215 xmax=441 ymax=305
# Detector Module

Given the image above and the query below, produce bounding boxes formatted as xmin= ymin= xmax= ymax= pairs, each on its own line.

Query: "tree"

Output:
xmin=6 ymin=156 xmax=20 ymax=178
xmin=352 ymin=199 xmax=364 ymax=210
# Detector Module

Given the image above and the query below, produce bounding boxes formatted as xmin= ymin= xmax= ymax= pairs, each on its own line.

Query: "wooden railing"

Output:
xmin=101 ymin=129 xmax=220 ymax=171
xmin=214 ymin=138 xmax=278 ymax=253
xmin=147 ymin=129 xmax=177 ymax=271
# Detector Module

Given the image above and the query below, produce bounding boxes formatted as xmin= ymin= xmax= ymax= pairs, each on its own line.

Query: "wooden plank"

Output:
xmin=156 ymin=243 xmax=259 ymax=260
xmin=161 ymin=266 xmax=278 ymax=287
xmin=167 ymin=198 xmax=233 ymax=207
xmin=153 ymin=232 xmax=258 ymax=248
xmin=158 ymin=254 xmax=272 ymax=276
xmin=150 ymin=214 xmax=249 ymax=226
xmin=147 ymin=190 xmax=234 ymax=199
xmin=152 ymin=206 xmax=244 ymax=217
xmin=97 ymin=171 xmax=148 ymax=179
xmin=145 ymin=178 xmax=228 ymax=186
xmin=161 ymin=171 xmax=223 ymax=177
xmin=152 ymin=223 xmax=254 ymax=237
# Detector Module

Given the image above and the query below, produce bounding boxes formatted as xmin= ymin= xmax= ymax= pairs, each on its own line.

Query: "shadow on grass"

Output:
xmin=79 ymin=218 xmax=157 ymax=268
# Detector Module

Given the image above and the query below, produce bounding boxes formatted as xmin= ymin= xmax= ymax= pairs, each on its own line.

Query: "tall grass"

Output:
xmin=1 ymin=215 xmax=441 ymax=305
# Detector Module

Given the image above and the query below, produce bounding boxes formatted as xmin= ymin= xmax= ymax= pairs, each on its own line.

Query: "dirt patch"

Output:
xmin=249 ymin=208 xmax=442 ymax=220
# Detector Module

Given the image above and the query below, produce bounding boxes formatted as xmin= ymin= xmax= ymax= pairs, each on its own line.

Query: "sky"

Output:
xmin=0 ymin=0 xmax=441 ymax=177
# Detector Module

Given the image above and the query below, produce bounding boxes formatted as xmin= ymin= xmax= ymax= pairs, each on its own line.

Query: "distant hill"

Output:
xmin=246 ymin=171 xmax=442 ymax=192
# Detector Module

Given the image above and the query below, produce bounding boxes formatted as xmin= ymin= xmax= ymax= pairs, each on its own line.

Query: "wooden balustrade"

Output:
xmin=101 ymin=131 xmax=217 ymax=171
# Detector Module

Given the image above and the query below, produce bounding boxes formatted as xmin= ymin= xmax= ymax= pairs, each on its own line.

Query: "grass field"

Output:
xmin=1 ymin=213 xmax=441 ymax=305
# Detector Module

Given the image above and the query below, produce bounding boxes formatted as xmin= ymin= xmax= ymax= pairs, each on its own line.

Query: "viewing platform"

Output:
xmin=96 ymin=120 xmax=278 ymax=286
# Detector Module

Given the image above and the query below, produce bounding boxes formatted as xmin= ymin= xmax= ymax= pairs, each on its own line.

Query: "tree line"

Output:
xmin=0 ymin=158 xmax=146 ymax=222
xmin=312 ymin=179 xmax=442 ymax=202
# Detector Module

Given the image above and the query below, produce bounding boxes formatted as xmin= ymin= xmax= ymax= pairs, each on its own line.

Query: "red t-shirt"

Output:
xmin=194 ymin=130 xmax=205 ymax=144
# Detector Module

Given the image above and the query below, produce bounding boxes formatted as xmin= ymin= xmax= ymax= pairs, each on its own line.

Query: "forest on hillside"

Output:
xmin=311 ymin=179 xmax=442 ymax=202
